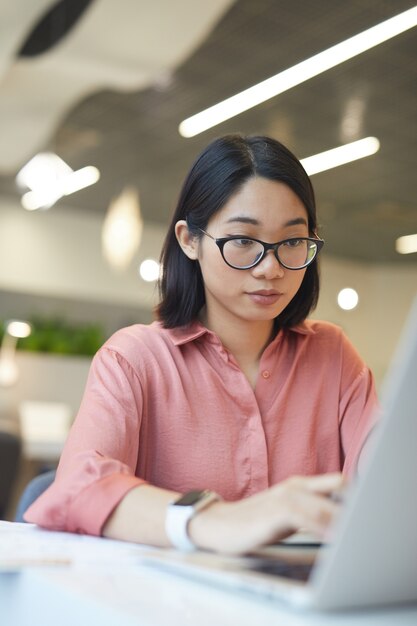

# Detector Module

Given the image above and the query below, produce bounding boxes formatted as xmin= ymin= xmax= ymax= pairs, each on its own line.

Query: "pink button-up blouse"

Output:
xmin=25 ymin=319 xmax=378 ymax=536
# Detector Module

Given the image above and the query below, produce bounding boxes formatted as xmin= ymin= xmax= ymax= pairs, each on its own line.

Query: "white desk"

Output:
xmin=1 ymin=522 xmax=416 ymax=626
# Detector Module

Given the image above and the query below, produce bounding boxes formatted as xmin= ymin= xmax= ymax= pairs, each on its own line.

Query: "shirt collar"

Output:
xmin=159 ymin=321 xmax=211 ymax=346
xmin=161 ymin=319 xmax=315 ymax=347
xmin=290 ymin=321 xmax=316 ymax=336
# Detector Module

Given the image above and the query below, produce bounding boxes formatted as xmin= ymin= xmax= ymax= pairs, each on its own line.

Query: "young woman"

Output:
xmin=26 ymin=135 xmax=377 ymax=555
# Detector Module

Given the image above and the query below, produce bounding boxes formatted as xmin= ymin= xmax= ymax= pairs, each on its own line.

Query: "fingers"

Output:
xmin=272 ymin=473 xmax=346 ymax=540
xmin=190 ymin=473 xmax=347 ymax=555
xmin=286 ymin=489 xmax=341 ymax=539
xmin=290 ymin=472 xmax=346 ymax=496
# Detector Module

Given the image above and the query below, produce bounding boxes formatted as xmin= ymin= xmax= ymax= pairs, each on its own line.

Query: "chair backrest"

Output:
xmin=14 ymin=469 xmax=56 ymax=523
xmin=0 ymin=431 xmax=21 ymax=519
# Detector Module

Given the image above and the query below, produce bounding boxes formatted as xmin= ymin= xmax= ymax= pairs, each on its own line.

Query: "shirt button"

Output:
xmin=261 ymin=370 xmax=270 ymax=379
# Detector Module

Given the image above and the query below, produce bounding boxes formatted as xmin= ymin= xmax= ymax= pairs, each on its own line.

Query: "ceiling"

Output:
xmin=0 ymin=0 xmax=416 ymax=266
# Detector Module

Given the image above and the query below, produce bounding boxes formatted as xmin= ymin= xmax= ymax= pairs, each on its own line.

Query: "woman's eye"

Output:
xmin=283 ymin=238 xmax=303 ymax=247
xmin=231 ymin=238 xmax=255 ymax=247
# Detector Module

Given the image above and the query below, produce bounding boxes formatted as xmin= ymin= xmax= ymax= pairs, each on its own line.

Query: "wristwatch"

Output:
xmin=165 ymin=489 xmax=221 ymax=551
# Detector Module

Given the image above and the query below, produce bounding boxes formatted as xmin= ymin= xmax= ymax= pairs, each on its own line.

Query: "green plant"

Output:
xmin=0 ymin=316 xmax=106 ymax=356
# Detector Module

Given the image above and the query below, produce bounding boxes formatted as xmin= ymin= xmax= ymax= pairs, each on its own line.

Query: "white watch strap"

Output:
xmin=165 ymin=490 xmax=220 ymax=552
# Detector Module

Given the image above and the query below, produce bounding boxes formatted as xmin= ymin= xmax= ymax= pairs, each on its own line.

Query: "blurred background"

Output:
xmin=0 ymin=0 xmax=416 ymax=518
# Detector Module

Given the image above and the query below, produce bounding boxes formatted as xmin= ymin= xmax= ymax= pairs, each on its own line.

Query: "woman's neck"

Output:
xmin=200 ymin=308 xmax=275 ymax=365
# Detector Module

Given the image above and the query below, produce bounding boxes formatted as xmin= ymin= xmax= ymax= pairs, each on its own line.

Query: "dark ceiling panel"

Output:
xmin=0 ymin=0 xmax=416 ymax=265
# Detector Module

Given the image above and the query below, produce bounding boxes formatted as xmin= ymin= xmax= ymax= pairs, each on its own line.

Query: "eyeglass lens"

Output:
xmin=222 ymin=238 xmax=318 ymax=269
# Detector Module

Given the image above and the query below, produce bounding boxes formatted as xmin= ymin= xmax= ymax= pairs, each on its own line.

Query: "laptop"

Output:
xmin=142 ymin=294 xmax=417 ymax=611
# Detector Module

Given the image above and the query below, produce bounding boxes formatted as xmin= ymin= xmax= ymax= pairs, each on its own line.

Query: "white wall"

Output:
xmin=0 ymin=351 xmax=91 ymax=420
xmin=0 ymin=198 xmax=164 ymax=308
xmin=314 ymin=257 xmax=417 ymax=388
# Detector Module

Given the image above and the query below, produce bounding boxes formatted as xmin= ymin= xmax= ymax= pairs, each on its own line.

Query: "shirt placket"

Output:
xmin=212 ymin=339 xmax=270 ymax=495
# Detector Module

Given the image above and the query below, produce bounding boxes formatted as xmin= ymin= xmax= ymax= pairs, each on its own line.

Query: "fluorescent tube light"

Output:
xmin=396 ymin=234 xmax=417 ymax=255
xmin=179 ymin=6 xmax=417 ymax=137
xmin=16 ymin=153 xmax=72 ymax=190
xmin=61 ymin=166 xmax=100 ymax=195
xmin=18 ymin=153 xmax=100 ymax=210
xmin=300 ymin=137 xmax=380 ymax=175
xmin=21 ymin=188 xmax=63 ymax=210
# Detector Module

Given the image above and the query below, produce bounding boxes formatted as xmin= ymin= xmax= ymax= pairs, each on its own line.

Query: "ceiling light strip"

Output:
xmin=301 ymin=137 xmax=380 ymax=176
xmin=179 ymin=7 xmax=417 ymax=137
xmin=396 ymin=234 xmax=417 ymax=254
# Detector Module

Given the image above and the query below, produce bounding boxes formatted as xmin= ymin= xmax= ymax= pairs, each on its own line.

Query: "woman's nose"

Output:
xmin=251 ymin=249 xmax=285 ymax=279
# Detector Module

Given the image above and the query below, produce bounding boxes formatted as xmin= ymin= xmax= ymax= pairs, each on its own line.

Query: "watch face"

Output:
xmin=175 ymin=490 xmax=206 ymax=506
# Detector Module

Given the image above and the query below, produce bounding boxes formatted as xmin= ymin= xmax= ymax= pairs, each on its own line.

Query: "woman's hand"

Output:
xmin=188 ymin=473 xmax=345 ymax=555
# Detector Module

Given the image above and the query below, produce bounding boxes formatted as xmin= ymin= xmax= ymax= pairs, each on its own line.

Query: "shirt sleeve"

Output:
xmin=24 ymin=348 xmax=147 ymax=535
xmin=338 ymin=335 xmax=380 ymax=477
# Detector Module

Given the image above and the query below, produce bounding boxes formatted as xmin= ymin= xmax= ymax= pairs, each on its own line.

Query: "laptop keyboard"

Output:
xmin=248 ymin=558 xmax=313 ymax=582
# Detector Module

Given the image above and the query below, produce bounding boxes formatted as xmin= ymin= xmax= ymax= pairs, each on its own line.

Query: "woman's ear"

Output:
xmin=175 ymin=220 xmax=199 ymax=260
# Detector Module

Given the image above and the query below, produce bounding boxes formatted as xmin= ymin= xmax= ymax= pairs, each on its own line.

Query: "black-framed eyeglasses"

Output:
xmin=198 ymin=228 xmax=324 ymax=270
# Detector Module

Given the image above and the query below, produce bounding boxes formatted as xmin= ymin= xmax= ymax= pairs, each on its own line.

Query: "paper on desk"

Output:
xmin=0 ymin=521 xmax=151 ymax=571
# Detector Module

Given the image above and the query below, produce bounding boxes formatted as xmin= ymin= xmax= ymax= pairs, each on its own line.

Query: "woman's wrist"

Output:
xmin=187 ymin=500 xmax=230 ymax=553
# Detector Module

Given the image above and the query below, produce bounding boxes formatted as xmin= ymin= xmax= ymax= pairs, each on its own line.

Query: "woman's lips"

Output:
xmin=247 ymin=290 xmax=283 ymax=305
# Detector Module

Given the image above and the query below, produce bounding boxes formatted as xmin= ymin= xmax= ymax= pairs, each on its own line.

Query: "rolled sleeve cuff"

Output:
xmin=26 ymin=473 xmax=146 ymax=536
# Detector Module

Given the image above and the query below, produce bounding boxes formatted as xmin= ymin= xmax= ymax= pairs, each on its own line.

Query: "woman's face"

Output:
xmin=195 ymin=176 xmax=310 ymax=330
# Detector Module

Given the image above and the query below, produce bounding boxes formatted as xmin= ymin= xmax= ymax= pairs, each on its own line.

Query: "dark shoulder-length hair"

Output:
xmin=156 ymin=134 xmax=320 ymax=329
